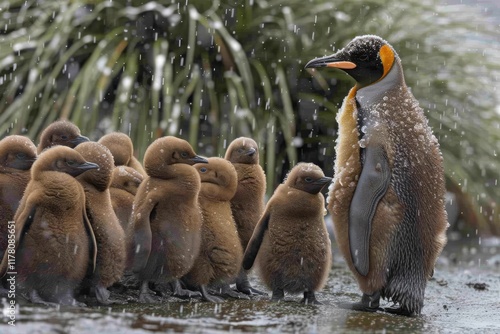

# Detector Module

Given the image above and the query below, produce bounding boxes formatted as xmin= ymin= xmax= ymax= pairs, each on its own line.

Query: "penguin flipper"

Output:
xmin=349 ymin=144 xmax=390 ymax=276
xmin=83 ymin=207 xmax=98 ymax=273
xmin=0 ymin=197 xmax=37 ymax=277
xmin=131 ymin=199 xmax=155 ymax=273
xmin=242 ymin=211 xmax=270 ymax=270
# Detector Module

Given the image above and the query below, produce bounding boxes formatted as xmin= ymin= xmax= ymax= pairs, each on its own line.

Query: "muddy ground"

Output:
xmin=1 ymin=234 xmax=499 ymax=333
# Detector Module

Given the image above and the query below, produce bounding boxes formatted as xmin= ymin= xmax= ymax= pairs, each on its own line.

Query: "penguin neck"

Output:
xmin=356 ymin=58 xmax=405 ymax=109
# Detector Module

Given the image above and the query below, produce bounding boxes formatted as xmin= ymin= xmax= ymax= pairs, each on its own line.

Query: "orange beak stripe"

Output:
xmin=326 ymin=61 xmax=357 ymax=69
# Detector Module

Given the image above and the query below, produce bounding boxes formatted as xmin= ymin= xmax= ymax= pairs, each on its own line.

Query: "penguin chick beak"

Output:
xmin=70 ymin=135 xmax=90 ymax=146
xmin=305 ymin=55 xmax=356 ymax=70
xmin=77 ymin=161 xmax=100 ymax=171
xmin=246 ymin=147 xmax=256 ymax=156
xmin=303 ymin=176 xmax=333 ymax=194
xmin=190 ymin=155 xmax=208 ymax=164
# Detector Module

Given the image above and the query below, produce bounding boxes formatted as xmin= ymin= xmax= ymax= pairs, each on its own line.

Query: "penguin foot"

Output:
xmin=200 ymin=285 xmax=225 ymax=303
xmin=270 ymin=288 xmax=285 ymax=302
xmin=384 ymin=305 xmax=414 ymax=317
xmin=95 ymin=285 xmax=127 ymax=305
xmin=235 ymin=275 xmax=267 ymax=296
xmin=170 ymin=280 xmax=202 ymax=300
xmin=138 ymin=281 xmax=159 ymax=303
xmin=339 ymin=292 xmax=382 ymax=312
xmin=300 ymin=291 xmax=322 ymax=305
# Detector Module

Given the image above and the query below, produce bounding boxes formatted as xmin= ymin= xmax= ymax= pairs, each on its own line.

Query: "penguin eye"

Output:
xmin=16 ymin=152 xmax=26 ymax=159
xmin=359 ymin=54 xmax=369 ymax=62
xmin=60 ymin=135 xmax=68 ymax=140
xmin=180 ymin=152 xmax=188 ymax=158
xmin=200 ymin=167 xmax=207 ymax=173
xmin=237 ymin=148 xmax=244 ymax=154
xmin=304 ymin=177 xmax=313 ymax=183
xmin=66 ymin=160 xmax=76 ymax=166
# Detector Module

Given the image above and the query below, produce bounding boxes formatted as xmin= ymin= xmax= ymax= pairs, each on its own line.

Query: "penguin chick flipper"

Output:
xmin=131 ymin=201 xmax=155 ymax=273
xmin=242 ymin=211 xmax=271 ymax=270
xmin=83 ymin=208 xmax=98 ymax=273
xmin=349 ymin=144 xmax=390 ymax=276
xmin=0 ymin=199 xmax=38 ymax=277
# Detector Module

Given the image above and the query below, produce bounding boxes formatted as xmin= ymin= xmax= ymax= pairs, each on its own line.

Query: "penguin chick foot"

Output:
xmin=383 ymin=305 xmax=414 ymax=317
xmin=95 ymin=285 xmax=127 ymax=305
xmin=170 ymin=280 xmax=202 ymax=300
xmin=236 ymin=274 xmax=267 ymax=296
xmin=339 ymin=292 xmax=381 ymax=312
xmin=138 ymin=281 xmax=160 ymax=303
xmin=200 ymin=285 xmax=225 ymax=303
xmin=270 ymin=288 xmax=285 ymax=302
xmin=26 ymin=290 xmax=60 ymax=307
xmin=213 ymin=284 xmax=250 ymax=300
xmin=300 ymin=291 xmax=322 ymax=305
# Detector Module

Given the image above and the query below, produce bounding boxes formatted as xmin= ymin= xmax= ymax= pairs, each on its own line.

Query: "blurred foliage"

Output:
xmin=0 ymin=0 xmax=499 ymax=233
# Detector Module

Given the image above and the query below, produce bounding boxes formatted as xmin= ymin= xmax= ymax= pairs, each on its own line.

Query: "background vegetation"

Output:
xmin=1 ymin=0 xmax=499 ymax=234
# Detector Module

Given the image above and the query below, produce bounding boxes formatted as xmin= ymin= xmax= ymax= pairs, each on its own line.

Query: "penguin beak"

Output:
xmin=305 ymin=54 xmax=356 ymax=70
xmin=246 ymin=147 xmax=256 ymax=156
xmin=190 ymin=155 xmax=208 ymax=164
xmin=303 ymin=176 xmax=333 ymax=194
xmin=70 ymin=135 xmax=90 ymax=146
xmin=315 ymin=176 xmax=333 ymax=187
xmin=77 ymin=162 xmax=100 ymax=171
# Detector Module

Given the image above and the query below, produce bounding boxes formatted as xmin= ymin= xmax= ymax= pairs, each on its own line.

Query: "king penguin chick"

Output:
xmin=0 ymin=135 xmax=37 ymax=260
xmin=182 ymin=157 xmax=243 ymax=303
xmin=98 ymin=132 xmax=146 ymax=177
xmin=224 ymin=137 xmax=266 ymax=295
xmin=0 ymin=146 xmax=98 ymax=306
xmin=109 ymin=166 xmax=143 ymax=237
xmin=131 ymin=136 xmax=207 ymax=302
xmin=305 ymin=35 xmax=448 ymax=315
xmin=37 ymin=120 xmax=89 ymax=154
xmin=243 ymin=163 xmax=332 ymax=304
xmin=75 ymin=142 xmax=126 ymax=305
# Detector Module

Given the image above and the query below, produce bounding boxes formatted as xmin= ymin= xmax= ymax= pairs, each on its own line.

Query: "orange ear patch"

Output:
xmin=379 ymin=44 xmax=394 ymax=78
xmin=327 ymin=61 xmax=357 ymax=69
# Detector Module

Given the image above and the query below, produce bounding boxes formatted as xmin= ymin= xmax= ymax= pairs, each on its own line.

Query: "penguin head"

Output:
xmin=285 ymin=162 xmax=332 ymax=195
xmin=98 ymin=132 xmax=134 ymax=166
xmin=32 ymin=146 xmax=99 ymax=179
xmin=110 ymin=166 xmax=143 ymax=195
xmin=305 ymin=35 xmax=397 ymax=88
xmin=225 ymin=137 xmax=260 ymax=165
xmin=0 ymin=135 xmax=37 ymax=171
xmin=144 ymin=136 xmax=208 ymax=178
xmin=75 ymin=142 xmax=115 ymax=191
xmin=195 ymin=157 xmax=237 ymax=201
xmin=38 ymin=120 xmax=89 ymax=153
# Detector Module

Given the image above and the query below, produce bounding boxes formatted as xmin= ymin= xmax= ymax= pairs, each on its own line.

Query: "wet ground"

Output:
xmin=1 ymin=233 xmax=499 ymax=333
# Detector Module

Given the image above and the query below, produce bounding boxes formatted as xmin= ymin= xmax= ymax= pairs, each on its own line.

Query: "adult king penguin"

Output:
xmin=305 ymin=35 xmax=447 ymax=315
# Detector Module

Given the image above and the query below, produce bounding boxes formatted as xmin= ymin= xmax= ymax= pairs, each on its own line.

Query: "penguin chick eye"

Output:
xmin=304 ymin=177 xmax=313 ymax=183
xmin=66 ymin=160 xmax=76 ymax=166
xmin=199 ymin=167 xmax=207 ymax=173
xmin=237 ymin=148 xmax=244 ymax=154
xmin=16 ymin=152 xmax=26 ymax=159
xmin=60 ymin=135 xmax=68 ymax=140
xmin=180 ymin=152 xmax=188 ymax=158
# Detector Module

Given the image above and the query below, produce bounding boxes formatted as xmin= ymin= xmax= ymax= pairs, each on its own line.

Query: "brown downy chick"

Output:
xmin=243 ymin=163 xmax=332 ymax=304
xmin=109 ymin=166 xmax=143 ymax=236
xmin=131 ymin=136 xmax=207 ymax=302
xmin=182 ymin=157 xmax=243 ymax=303
xmin=37 ymin=120 xmax=89 ymax=154
xmin=0 ymin=146 xmax=98 ymax=306
xmin=75 ymin=142 xmax=126 ymax=305
xmin=98 ymin=132 xmax=146 ymax=177
xmin=0 ymin=135 xmax=37 ymax=259
xmin=224 ymin=137 xmax=266 ymax=295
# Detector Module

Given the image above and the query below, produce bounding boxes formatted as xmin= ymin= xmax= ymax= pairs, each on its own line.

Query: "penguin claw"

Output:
xmin=383 ymin=306 xmax=414 ymax=317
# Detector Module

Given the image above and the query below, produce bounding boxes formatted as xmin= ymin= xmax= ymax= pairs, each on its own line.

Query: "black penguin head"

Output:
xmin=0 ymin=135 xmax=37 ymax=171
xmin=285 ymin=162 xmax=332 ymax=195
xmin=225 ymin=137 xmax=259 ymax=165
xmin=38 ymin=120 xmax=89 ymax=153
xmin=305 ymin=35 xmax=396 ymax=88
